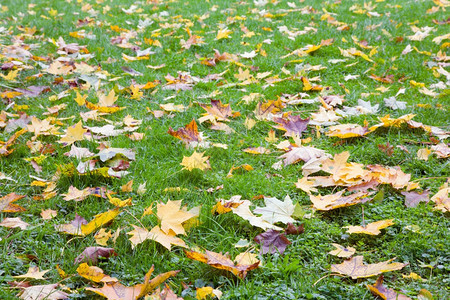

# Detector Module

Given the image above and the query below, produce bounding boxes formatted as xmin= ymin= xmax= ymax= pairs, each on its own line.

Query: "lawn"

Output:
xmin=0 ymin=0 xmax=449 ymax=299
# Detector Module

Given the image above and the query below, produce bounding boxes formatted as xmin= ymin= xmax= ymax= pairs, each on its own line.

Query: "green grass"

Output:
xmin=0 ymin=0 xmax=449 ymax=299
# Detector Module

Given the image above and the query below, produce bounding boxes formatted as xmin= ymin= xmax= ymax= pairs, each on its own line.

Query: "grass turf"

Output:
xmin=0 ymin=0 xmax=449 ymax=299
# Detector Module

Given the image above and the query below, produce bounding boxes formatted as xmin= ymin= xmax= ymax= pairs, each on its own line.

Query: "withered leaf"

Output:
xmin=367 ymin=275 xmax=412 ymax=300
xmin=401 ymin=190 xmax=430 ymax=208
xmin=331 ymin=256 xmax=406 ymax=279
xmin=185 ymin=249 xmax=259 ymax=279
xmin=74 ymin=246 xmax=117 ymax=265
xmin=273 ymin=115 xmax=309 ymax=137
xmin=254 ymin=229 xmax=291 ymax=255
xmin=285 ymin=223 xmax=304 ymax=235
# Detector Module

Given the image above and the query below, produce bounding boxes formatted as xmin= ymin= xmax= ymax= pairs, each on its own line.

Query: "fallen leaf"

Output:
xmin=58 ymin=121 xmax=87 ymax=146
xmin=185 ymin=249 xmax=259 ymax=279
xmin=40 ymin=209 xmax=57 ymax=220
xmin=231 ymin=200 xmax=282 ymax=230
xmin=180 ymin=151 xmax=210 ymax=171
xmin=331 ymin=256 xmax=407 ymax=279
xmin=13 ymin=266 xmax=50 ymax=280
xmin=157 ymin=200 xmax=197 ymax=235
xmin=127 ymin=225 xmax=186 ymax=250
xmin=0 ymin=217 xmax=30 ymax=230
xmin=254 ymin=229 xmax=291 ymax=254
xmin=401 ymin=190 xmax=430 ymax=208
xmin=344 ymin=219 xmax=394 ymax=235
xmin=253 ymin=195 xmax=296 ymax=224
xmin=18 ymin=283 xmax=68 ymax=300
xmin=329 ymin=243 xmax=356 ymax=258
xmin=86 ymin=266 xmax=179 ymax=300
xmin=0 ymin=193 xmax=26 ymax=212
xmin=367 ymin=275 xmax=412 ymax=300
xmin=55 ymin=214 xmax=87 ymax=235
xmin=285 ymin=223 xmax=305 ymax=235
xmin=76 ymin=263 xmax=118 ymax=283
xmin=80 ymin=208 xmax=121 ymax=235
xmin=74 ymin=246 xmax=117 ymax=265
xmin=310 ymin=191 xmax=370 ymax=211
xmin=273 ymin=115 xmax=309 ymax=137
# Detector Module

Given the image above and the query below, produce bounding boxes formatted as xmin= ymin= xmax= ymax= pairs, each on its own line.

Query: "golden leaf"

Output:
xmin=81 ymin=208 xmax=120 ymax=235
xmin=344 ymin=219 xmax=394 ymax=235
xmin=180 ymin=151 xmax=210 ymax=171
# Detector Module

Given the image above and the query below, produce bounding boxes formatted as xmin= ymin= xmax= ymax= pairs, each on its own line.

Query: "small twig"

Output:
xmin=362 ymin=206 xmax=365 ymax=228
xmin=124 ymin=208 xmax=147 ymax=228
xmin=313 ymin=273 xmax=345 ymax=286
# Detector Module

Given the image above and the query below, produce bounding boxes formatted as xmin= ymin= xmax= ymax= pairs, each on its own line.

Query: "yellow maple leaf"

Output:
xmin=94 ymin=228 xmax=112 ymax=246
xmin=156 ymin=200 xmax=196 ymax=235
xmin=127 ymin=225 xmax=187 ymax=250
xmin=0 ymin=69 xmax=19 ymax=81
xmin=180 ymin=151 xmax=210 ymax=171
xmin=75 ymin=91 xmax=87 ymax=106
xmin=344 ymin=219 xmax=394 ymax=235
xmin=13 ymin=266 xmax=50 ymax=280
xmin=59 ymin=121 xmax=87 ymax=145
xmin=216 ymin=28 xmax=233 ymax=40
xmin=97 ymin=89 xmax=118 ymax=107
xmin=77 ymin=263 xmax=117 ymax=283
xmin=81 ymin=208 xmax=121 ymax=235
xmin=129 ymin=85 xmax=143 ymax=100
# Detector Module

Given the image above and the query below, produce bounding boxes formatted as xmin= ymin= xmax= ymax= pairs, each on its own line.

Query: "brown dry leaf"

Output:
xmin=0 ymin=192 xmax=26 ymax=212
xmin=431 ymin=143 xmax=450 ymax=158
xmin=344 ymin=219 xmax=394 ymax=235
xmin=321 ymin=152 xmax=369 ymax=185
xmin=180 ymin=151 xmax=210 ymax=171
xmin=86 ymin=266 xmax=179 ymax=300
xmin=254 ymin=100 xmax=284 ymax=121
xmin=185 ymin=249 xmax=259 ymax=279
xmin=81 ymin=208 xmax=121 ymax=235
xmin=401 ymin=190 xmax=430 ymax=208
xmin=18 ymin=283 xmax=68 ymax=300
xmin=127 ymin=225 xmax=186 ymax=250
xmin=168 ymin=119 xmax=201 ymax=146
xmin=0 ymin=217 xmax=30 ymax=230
xmin=331 ymin=256 xmax=406 ymax=279
xmin=13 ymin=266 xmax=50 ymax=280
xmin=329 ymin=243 xmax=356 ymax=258
xmin=367 ymin=275 xmax=412 ymax=300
